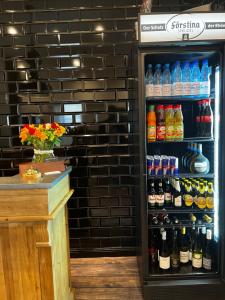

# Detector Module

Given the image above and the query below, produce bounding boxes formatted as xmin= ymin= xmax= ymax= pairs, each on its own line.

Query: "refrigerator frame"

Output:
xmin=137 ymin=43 xmax=225 ymax=300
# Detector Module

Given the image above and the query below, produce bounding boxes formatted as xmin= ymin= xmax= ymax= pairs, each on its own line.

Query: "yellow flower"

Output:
xmin=35 ymin=129 xmax=48 ymax=141
xmin=45 ymin=123 xmax=51 ymax=130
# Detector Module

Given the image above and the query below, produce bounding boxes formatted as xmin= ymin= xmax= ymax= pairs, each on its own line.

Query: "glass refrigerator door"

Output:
xmin=144 ymin=49 xmax=221 ymax=278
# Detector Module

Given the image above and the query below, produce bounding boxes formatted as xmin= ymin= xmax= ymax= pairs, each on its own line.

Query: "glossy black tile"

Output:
xmin=80 ymin=9 xmax=101 ymax=20
xmin=106 ymin=79 xmax=126 ymax=89
xmin=102 ymin=8 xmax=125 ymax=19
xmin=101 ymin=218 xmax=119 ymax=227
xmin=34 ymin=11 xmax=57 ymax=22
xmin=62 ymin=80 xmax=83 ymax=90
xmin=81 ymin=33 xmax=103 ymax=43
xmin=0 ymin=13 xmax=13 ymax=24
xmin=14 ymin=35 xmax=35 ymax=47
xmin=84 ymin=80 xmax=104 ymax=90
xmin=36 ymin=34 xmax=59 ymax=45
xmin=3 ymin=25 xmax=24 ymax=36
xmin=3 ymin=47 xmax=25 ymax=58
xmin=95 ymin=68 xmax=114 ymax=79
xmin=2 ymin=1 xmax=24 ymax=11
xmin=60 ymin=34 xmax=80 ymax=45
xmin=85 ymin=103 xmax=106 ymax=112
xmin=24 ymin=0 xmax=45 ymax=10
xmin=69 ymin=22 xmax=91 ymax=32
xmin=58 ymin=10 xmax=80 ymax=21
xmin=94 ymin=91 xmax=115 ymax=100
xmin=86 ymin=124 xmax=106 ymax=134
xmin=13 ymin=12 xmax=32 ymax=23
xmin=105 ymin=55 xmax=125 ymax=66
xmin=83 ymin=56 xmax=103 ymax=67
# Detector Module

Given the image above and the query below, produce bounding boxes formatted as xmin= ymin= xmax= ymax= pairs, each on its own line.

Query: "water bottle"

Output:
xmin=182 ymin=61 xmax=191 ymax=96
xmin=145 ymin=64 xmax=154 ymax=97
xmin=200 ymin=59 xmax=210 ymax=96
xmin=162 ymin=64 xmax=172 ymax=96
xmin=153 ymin=64 xmax=162 ymax=96
xmin=172 ymin=61 xmax=182 ymax=96
xmin=191 ymin=60 xmax=201 ymax=95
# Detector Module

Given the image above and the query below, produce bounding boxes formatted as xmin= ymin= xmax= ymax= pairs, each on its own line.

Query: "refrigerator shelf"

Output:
xmin=147 ymin=269 xmax=218 ymax=279
xmin=146 ymin=96 xmax=214 ymax=101
xmin=148 ymin=137 xmax=214 ymax=144
xmin=148 ymin=208 xmax=214 ymax=214
xmin=148 ymin=222 xmax=214 ymax=229
xmin=147 ymin=173 xmax=214 ymax=179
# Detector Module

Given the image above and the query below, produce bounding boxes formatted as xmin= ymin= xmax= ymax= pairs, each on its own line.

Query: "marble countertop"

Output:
xmin=0 ymin=166 xmax=72 ymax=190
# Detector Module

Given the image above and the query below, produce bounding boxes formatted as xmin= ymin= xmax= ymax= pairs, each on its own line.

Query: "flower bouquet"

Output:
xmin=20 ymin=123 xmax=66 ymax=163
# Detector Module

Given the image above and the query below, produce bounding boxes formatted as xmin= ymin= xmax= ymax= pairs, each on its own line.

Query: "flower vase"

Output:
xmin=33 ymin=149 xmax=55 ymax=163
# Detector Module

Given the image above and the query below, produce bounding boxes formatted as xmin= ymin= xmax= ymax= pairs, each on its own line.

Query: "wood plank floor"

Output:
xmin=71 ymin=256 xmax=143 ymax=300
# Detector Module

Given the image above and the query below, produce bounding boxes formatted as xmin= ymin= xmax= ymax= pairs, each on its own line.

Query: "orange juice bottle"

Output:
xmin=147 ymin=105 xmax=156 ymax=142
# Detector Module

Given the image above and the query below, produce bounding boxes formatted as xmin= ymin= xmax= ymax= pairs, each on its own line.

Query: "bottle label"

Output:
xmin=203 ymin=116 xmax=212 ymax=122
xmin=192 ymin=256 xmax=202 ymax=268
xmin=197 ymin=196 xmax=206 ymax=209
xmin=148 ymin=195 xmax=156 ymax=205
xmin=203 ymin=257 xmax=212 ymax=270
xmin=156 ymin=194 xmax=164 ymax=205
xmin=164 ymin=192 xmax=172 ymax=202
xmin=147 ymin=125 xmax=156 ymax=142
xmin=180 ymin=251 xmax=189 ymax=263
xmin=171 ymin=256 xmax=180 ymax=268
xmin=174 ymin=196 xmax=182 ymax=207
xmin=200 ymin=81 xmax=209 ymax=95
xmin=173 ymin=82 xmax=182 ymax=95
xmin=146 ymin=84 xmax=154 ymax=97
xmin=165 ymin=125 xmax=174 ymax=140
xmin=153 ymin=85 xmax=162 ymax=96
xmin=174 ymin=125 xmax=183 ymax=140
xmin=159 ymin=256 xmax=170 ymax=269
xmin=191 ymin=82 xmax=200 ymax=95
xmin=157 ymin=125 xmax=165 ymax=140
xmin=194 ymin=161 xmax=208 ymax=173
xmin=162 ymin=84 xmax=172 ymax=96
xmin=183 ymin=82 xmax=191 ymax=95
xmin=206 ymin=196 xmax=214 ymax=209
xmin=184 ymin=194 xmax=193 ymax=207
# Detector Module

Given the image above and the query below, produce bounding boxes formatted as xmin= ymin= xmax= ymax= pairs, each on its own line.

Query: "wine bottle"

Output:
xmin=171 ymin=229 xmax=180 ymax=270
xmin=189 ymin=223 xmax=196 ymax=261
xmin=192 ymin=227 xmax=203 ymax=270
xmin=148 ymin=180 xmax=156 ymax=209
xmin=156 ymin=180 xmax=165 ymax=208
xmin=173 ymin=179 xmax=182 ymax=207
xmin=180 ymin=227 xmax=189 ymax=264
xmin=206 ymin=182 xmax=214 ymax=209
xmin=184 ymin=182 xmax=194 ymax=207
xmin=159 ymin=230 xmax=170 ymax=270
xmin=190 ymin=144 xmax=210 ymax=174
xmin=164 ymin=179 xmax=172 ymax=207
xmin=197 ymin=182 xmax=206 ymax=209
xmin=148 ymin=229 xmax=158 ymax=270
xmin=203 ymin=229 xmax=213 ymax=271
xmin=200 ymin=225 xmax=207 ymax=253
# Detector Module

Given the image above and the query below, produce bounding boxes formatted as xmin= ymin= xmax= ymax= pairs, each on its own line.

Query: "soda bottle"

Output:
xmin=153 ymin=64 xmax=162 ymax=96
xmin=172 ymin=61 xmax=182 ymax=96
xmin=191 ymin=60 xmax=201 ymax=95
xmin=145 ymin=64 xmax=154 ymax=97
xmin=196 ymin=100 xmax=203 ymax=136
xmin=200 ymin=59 xmax=210 ymax=96
xmin=165 ymin=105 xmax=174 ymax=141
xmin=173 ymin=104 xmax=184 ymax=141
xmin=156 ymin=105 xmax=165 ymax=141
xmin=202 ymin=99 xmax=213 ymax=138
xmin=147 ymin=105 xmax=156 ymax=142
xmin=162 ymin=63 xmax=172 ymax=96
xmin=182 ymin=61 xmax=191 ymax=96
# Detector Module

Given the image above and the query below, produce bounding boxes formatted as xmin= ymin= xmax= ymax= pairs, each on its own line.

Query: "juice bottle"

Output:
xmin=165 ymin=105 xmax=174 ymax=141
xmin=147 ymin=105 xmax=156 ymax=142
xmin=156 ymin=104 xmax=165 ymax=141
xmin=173 ymin=104 xmax=184 ymax=140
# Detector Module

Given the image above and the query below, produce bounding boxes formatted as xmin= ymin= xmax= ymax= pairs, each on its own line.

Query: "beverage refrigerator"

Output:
xmin=137 ymin=12 xmax=225 ymax=300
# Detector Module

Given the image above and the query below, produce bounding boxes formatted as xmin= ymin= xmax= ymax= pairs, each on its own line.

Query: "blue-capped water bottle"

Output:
xmin=200 ymin=59 xmax=210 ymax=96
xmin=182 ymin=61 xmax=191 ymax=96
xmin=153 ymin=64 xmax=162 ymax=96
xmin=145 ymin=64 xmax=154 ymax=97
xmin=172 ymin=61 xmax=182 ymax=96
xmin=191 ymin=60 xmax=201 ymax=95
xmin=162 ymin=63 xmax=172 ymax=96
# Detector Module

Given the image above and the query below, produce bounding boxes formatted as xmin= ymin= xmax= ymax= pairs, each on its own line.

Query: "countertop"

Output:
xmin=0 ymin=166 xmax=72 ymax=190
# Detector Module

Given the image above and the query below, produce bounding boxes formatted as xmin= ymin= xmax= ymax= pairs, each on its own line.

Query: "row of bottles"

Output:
xmin=147 ymin=104 xmax=184 ymax=142
xmin=147 ymin=155 xmax=179 ymax=176
xmin=145 ymin=59 xmax=211 ymax=97
xmin=148 ymin=178 xmax=214 ymax=209
xmin=182 ymin=143 xmax=210 ymax=174
xmin=196 ymin=99 xmax=213 ymax=138
xmin=149 ymin=226 xmax=214 ymax=272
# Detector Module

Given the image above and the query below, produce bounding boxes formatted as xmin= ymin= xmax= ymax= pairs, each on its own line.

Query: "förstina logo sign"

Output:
xmin=166 ymin=14 xmax=205 ymax=40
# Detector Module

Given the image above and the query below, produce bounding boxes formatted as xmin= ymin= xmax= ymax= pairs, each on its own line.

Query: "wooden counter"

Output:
xmin=0 ymin=167 xmax=75 ymax=300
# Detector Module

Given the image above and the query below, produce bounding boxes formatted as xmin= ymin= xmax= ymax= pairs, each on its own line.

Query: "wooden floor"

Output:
xmin=71 ymin=256 xmax=143 ymax=300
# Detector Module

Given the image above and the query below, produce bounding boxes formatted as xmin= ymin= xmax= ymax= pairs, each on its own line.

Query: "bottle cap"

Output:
xmin=165 ymin=63 xmax=170 ymax=68
xmin=202 ymin=59 xmax=208 ymax=65
xmin=156 ymin=64 xmax=161 ymax=68
xmin=148 ymin=64 xmax=152 ymax=68
xmin=206 ymin=229 xmax=212 ymax=240
xmin=166 ymin=104 xmax=173 ymax=109
xmin=156 ymin=104 xmax=164 ymax=110
xmin=149 ymin=105 xmax=155 ymax=111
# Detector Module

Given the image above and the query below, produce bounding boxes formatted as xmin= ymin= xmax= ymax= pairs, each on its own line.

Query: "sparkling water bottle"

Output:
xmin=145 ymin=64 xmax=154 ymax=97
xmin=162 ymin=64 xmax=172 ymax=96
xmin=172 ymin=61 xmax=182 ymax=96
xmin=153 ymin=64 xmax=162 ymax=96
xmin=191 ymin=60 xmax=201 ymax=95
xmin=200 ymin=59 xmax=210 ymax=96
xmin=182 ymin=61 xmax=191 ymax=96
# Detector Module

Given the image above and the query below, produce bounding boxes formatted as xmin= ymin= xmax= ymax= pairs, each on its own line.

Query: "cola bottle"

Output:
xmin=202 ymin=99 xmax=213 ymax=138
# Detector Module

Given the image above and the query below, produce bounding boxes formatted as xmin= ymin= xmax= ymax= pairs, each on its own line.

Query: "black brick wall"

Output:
xmin=0 ymin=0 xmax=224 ymax=257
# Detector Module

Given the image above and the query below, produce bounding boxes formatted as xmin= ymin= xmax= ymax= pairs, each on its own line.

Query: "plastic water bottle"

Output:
xmin=145 ymin=64 xmax=154 ymax=97
xmin=200 ymin=59 xmax=210 ymax=96
xmin=191 ymin=60 xmax=201 ymax=95
xmin=172 ymin=61 xmax=182 ymax=96
xmin=162 ymin=64 xmax=172 ymax=96
xmin=182 ymin=61 xmax=191 ymax=96
xmin=153 ymin=64 xmax=162 ymax=96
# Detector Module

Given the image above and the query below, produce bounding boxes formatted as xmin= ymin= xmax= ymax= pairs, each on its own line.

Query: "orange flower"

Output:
xmin=20 ymin=131 xmax=28 ymax=142
xmin=35 ymin=129 xmax=48 ymax=141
